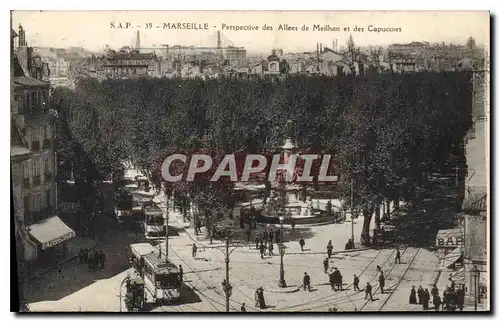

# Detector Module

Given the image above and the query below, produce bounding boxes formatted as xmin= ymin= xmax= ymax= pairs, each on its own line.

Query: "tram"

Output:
xmin=142 ymin=201 xmax=166 ymax=239
xmin=142 ymin=251 xmax=182 ymax=303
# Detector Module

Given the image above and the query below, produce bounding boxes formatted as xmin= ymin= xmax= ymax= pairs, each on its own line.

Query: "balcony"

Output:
xmin=43 ymin=138 xmax=52 ymax=150
xmin=33 ymin=175 xmax=41 ymax=187
xmin=31 ymin=140 xmax=41 ymax=152
xmin=23 ymin=178 xmax=30 ymax=189
xmin=45 ymin=173 xmax=52 ymax=183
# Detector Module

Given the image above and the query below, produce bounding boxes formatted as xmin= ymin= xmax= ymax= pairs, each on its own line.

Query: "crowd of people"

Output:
xmin=410 ymin=281 xmax=466 ymax=311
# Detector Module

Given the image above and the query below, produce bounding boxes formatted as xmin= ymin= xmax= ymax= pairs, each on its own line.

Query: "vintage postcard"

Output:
xmin=10 ymin=10 xmax=490 ymax=313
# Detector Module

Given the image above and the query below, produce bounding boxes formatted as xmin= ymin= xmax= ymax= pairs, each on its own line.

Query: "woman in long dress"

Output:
xmin=254 ymin=289 xmax=260 ymax=308
xmin=409 ymin=285 xmax=418 ymax=304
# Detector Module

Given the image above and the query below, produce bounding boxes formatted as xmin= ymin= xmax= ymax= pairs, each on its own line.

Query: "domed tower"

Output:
xmin=267 ymin=49 xmax=281 ymax=75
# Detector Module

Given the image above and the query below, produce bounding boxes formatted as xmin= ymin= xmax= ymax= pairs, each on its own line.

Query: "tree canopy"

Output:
xmin=53 ymin=72 xmax=473 ymax=241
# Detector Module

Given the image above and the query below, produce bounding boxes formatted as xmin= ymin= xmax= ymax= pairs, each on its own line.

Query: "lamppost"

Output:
xmin=279 ymin=215 xmax=285 ymax=241
xmin=118 ymin=274 xmax=131 ymax=312
xmin=473 ymin=266 xmax=480 ymax=311
xmin=278 ymin=243 xmax=287 ymax=288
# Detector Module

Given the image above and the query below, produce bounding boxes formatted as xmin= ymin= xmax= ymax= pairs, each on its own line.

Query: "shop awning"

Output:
xmin=462 ymin=193 xmax=487 ymax=214
xmin=436 ymin=228 xmax=464 ymax=248
xmin=441 ymin=246 xmax=464 ymax=269
xmin=28 ymin=216 xmax=75 ymax=250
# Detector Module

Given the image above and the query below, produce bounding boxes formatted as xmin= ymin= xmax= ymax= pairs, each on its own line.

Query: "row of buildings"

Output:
xmin=11 ymin=25 xmax=76 ymax=276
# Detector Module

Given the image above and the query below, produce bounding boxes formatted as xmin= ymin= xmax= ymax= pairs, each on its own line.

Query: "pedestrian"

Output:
xmin=299 ymin=238 xmax=305 ymax=251
xmin=246 ymin=228 xmax=251 ymax=242
xmin=456 ymin=287 xmax=465 ymax=311
xmin=331 ymin=268 xmax=340 ymax=291
xmin=291 ymin=218 xmax=296 ymax=231
xmin=192 ymin=243 xmax=198 ymax=259
xmin=353 ymin=274 xmax=360 ymax=291
xmin=254 ymin=289 xmax=260 ymax=308
xmin=433 ymin=294 xmax=442 ymax=311
xmin=365 ymin=282 xmax=373 ymax=301
xmin=258 ymin=287 xmax=266 ymax=309
xmin=255 ymin=236 xmax=260 ymax=250
xmin=268 ymin=242 xmax=274 ymax=256
xmin=329 ymin=272 xmax=335 ymax=290
xmin=240 ymin=302 xmax=247 ymax=312
xmin=327 ymin=240 xmax=333 ymax=259
xmin=259 ymin=243 xmax=266 ymax=259
xmin=409 ymin=286 xmax=417 ymax=304
xmin=179 ymin=265 xmax=183 ymax=283
xmin=431 ymin=284 xmax=439 ymax=298
xmin=379 ymin=271 xmax=386 ymax=294
xmin=418 ymin=285 xmax=424 ymax=304
xmin=83 ymin=248 xmax=89 ymax=263
xmin=395 ymin=247 xmax=401 ymax=264
xmin=269 ymin=229 xmax=274 ymax=243
xmin=303 ymin=272 xmax=311 ymax=292
xmin=263 ymin=228 xmax=268 ymax=241
xmin=195 ymin=219 xmax=202 ymax=234
xmin=423 ymin=288 xmax=430 ymax=310
xmin=336 ymin=269 xmax=343 ymax=291
xmin=323 ymin=258 xmax=329 ymax=274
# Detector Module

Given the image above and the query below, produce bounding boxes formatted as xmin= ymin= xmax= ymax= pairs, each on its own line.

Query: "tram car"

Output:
xmin=142 ymin=201 xmax=166 ymax=239
xmin=143 ymin=251 xmax=182 ymax=304
xmin=125 ymin=275 xmax=146 ymax=311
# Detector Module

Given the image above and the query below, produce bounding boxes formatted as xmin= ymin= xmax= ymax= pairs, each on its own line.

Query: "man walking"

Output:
xmin=353 ymin=274 xmax=360 ymax=291
xmin=303 ymin=272 xmax=311 ymax=292
xmin=323 ymin=258 xmax=329 ymax=274
xmin=299 ymin=238 xmax=306 ymax=251
xmin=192 ymin=243 xmax=198 ymax=259
xmin=259 ymin=242 xmax=266 ymax=259
xmin=395 ymin=247 xmax=401 ymax=264
xmin=365 ymin=282 xmax=374 ymax=301
xmin=379 ymin=271 xmax=386 ymax=294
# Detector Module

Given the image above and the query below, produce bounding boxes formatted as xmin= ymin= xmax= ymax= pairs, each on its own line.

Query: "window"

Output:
xmin=44 ymin=125 xmax=51 ymax=139
xmin=23 ymin=164 xmax=29 ymax=178
xmin=24 ymin=196 xmax=31 ymax=211
xmin=44 ymin=157 xmax=50 ymax=174
xmin=25 ymin=92 xmax=30 ymax=113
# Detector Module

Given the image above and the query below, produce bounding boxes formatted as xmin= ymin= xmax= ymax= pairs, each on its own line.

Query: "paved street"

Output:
xmin=27 ymin=216 xmax=447 ymax=312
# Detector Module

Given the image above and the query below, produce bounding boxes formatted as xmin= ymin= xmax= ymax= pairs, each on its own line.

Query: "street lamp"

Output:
xmin=279 ymin=215 xmax=285 ymax=241
xmin=278 ymin=243 xmax=287 ymax=288
xmin=473 ymin=266 xmax=480 ymax=311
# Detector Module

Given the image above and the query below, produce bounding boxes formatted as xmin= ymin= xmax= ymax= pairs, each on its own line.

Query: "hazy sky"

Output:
xmin=12 ymin=11 xmax=490 ymax=53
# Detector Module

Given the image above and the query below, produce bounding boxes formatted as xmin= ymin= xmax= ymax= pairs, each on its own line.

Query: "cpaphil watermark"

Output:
xmin=161 ymin=153 xmax=338 ymax=183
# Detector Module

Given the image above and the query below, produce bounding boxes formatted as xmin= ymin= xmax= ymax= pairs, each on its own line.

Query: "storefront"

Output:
xmin=27 ymin=216 xmax=76 ymax=264
xmin=435 ymin=228 xmax=465 ymax=287
xmin=462 ymin=192 xmax=488 ymax=308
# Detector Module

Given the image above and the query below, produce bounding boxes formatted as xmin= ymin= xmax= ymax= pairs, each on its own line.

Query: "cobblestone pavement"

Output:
xmin=28 ymin=218 xmax=448 ymax=312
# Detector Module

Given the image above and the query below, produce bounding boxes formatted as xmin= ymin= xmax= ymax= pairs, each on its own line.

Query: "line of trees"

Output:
xmin=52 ymin=72 xmax=473 ymax=244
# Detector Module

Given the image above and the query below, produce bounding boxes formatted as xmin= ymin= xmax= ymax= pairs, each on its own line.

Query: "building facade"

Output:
xmin=12 ymin=25 xmax=75 ymax=264
xmin=462 ymin=69 xmax=489 ymax=308
xmin=102 ymin=49 xmax=161 ymax=79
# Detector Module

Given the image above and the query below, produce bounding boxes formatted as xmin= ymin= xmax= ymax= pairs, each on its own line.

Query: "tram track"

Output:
xmin=294 ymin=247 xmax=400 ymax=312
xmin=376 ymin=248 xmax=422 ymax=312
xmin=358 ymin=247 xmax=422 ymax=312
xmin=279 ymin=247 xmax=393 ymax=312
